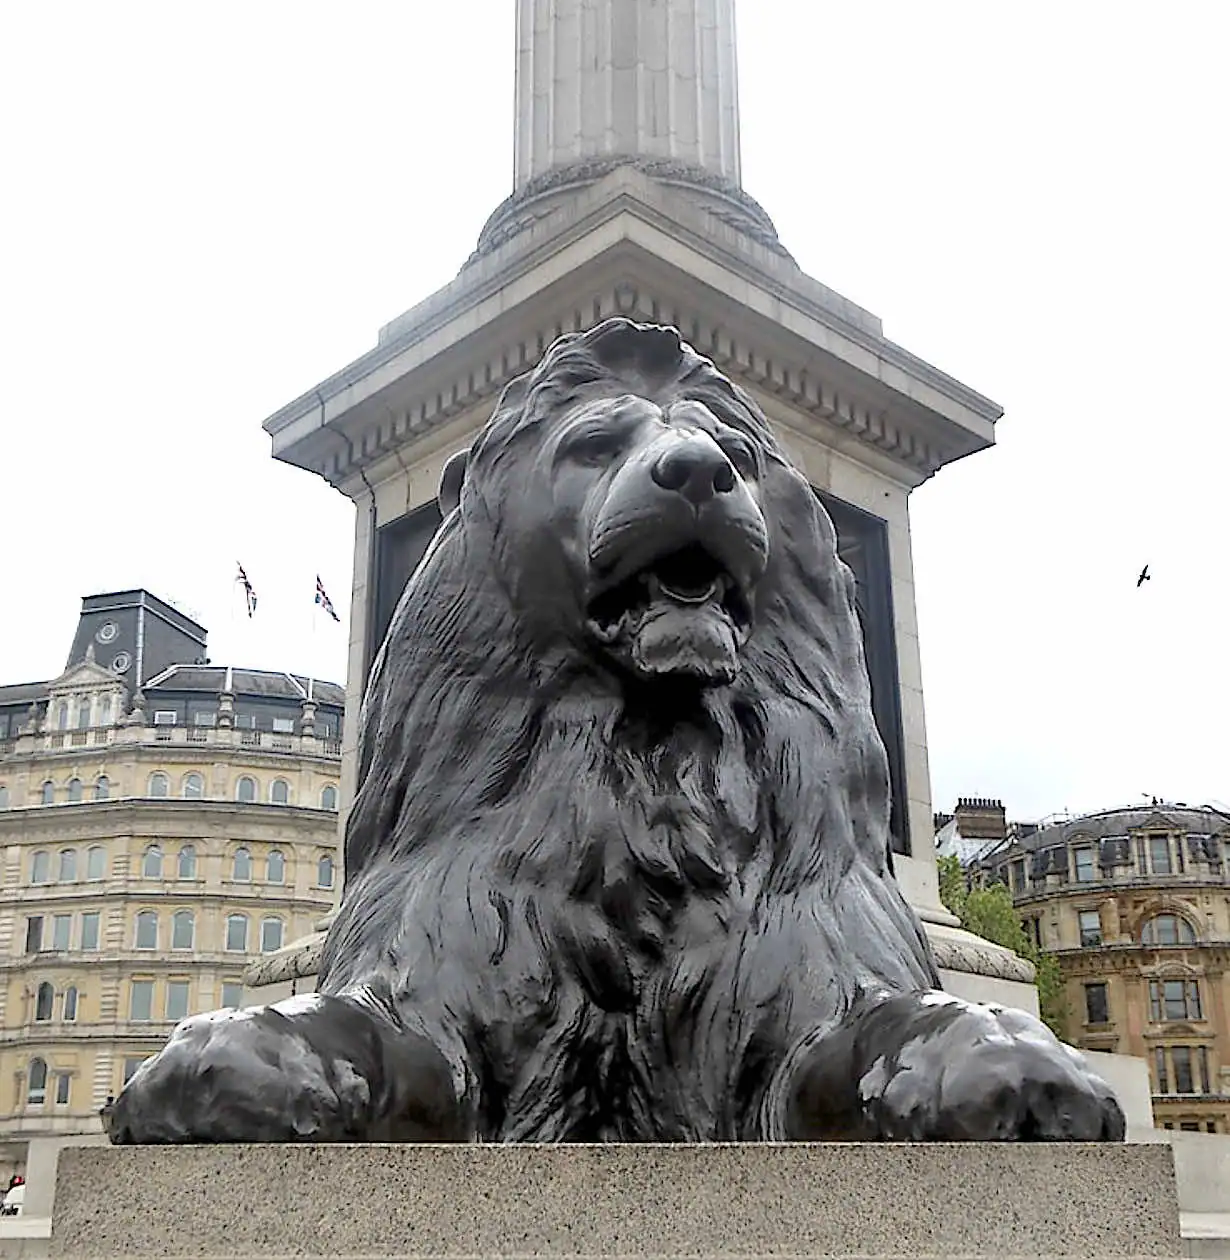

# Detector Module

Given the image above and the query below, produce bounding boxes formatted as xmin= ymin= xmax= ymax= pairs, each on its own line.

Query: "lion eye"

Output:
xmin=565 ymin=428 xmax=627 ymax=465
xmin=719 ymin=436 xmax=758 ymax=479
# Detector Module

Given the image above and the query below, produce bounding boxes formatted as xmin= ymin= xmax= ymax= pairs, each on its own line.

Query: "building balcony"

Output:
xmin=1011 ymin=869 xmax=1229 ymax=904
xmin=1 ymin=1017 xmax=214 ymax=1047
xmin=1 ymin=724 xmax=342 ymax=762
xmin=0 ymin=1108 xmax=105 ymax=1136
xmin=0 ymin=946 xmax=308 ymax=975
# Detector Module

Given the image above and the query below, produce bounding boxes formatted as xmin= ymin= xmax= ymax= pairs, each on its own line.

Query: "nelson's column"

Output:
xmin=250 ymin=0 xmax=1028 ymax=1008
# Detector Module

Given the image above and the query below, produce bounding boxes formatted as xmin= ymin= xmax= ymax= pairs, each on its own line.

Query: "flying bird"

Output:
xmin=1136 ymin=565 xmax=1150 ymax=588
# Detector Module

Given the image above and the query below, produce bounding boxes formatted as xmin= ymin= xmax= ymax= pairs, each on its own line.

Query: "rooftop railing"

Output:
xmin=3 ymin=725 xmax=342 ymax=759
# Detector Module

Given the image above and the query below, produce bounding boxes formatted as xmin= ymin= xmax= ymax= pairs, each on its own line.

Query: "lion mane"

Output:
xmin=320 ymin=319 xmax=937 ymax=1140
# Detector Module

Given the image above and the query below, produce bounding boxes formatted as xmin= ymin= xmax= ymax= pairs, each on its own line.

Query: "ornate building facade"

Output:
xmin=0 ymin=591 xmax=343 ymax=1175
xmin=973 ymin=804 xmax=1230 ymax=1132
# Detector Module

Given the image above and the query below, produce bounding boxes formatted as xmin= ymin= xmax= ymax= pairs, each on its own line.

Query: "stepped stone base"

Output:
xmin=50 ymin=1142 xmax=1181 ymax=1259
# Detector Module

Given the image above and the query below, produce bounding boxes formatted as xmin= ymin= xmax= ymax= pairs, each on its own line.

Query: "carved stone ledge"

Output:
xmin=925 ymin=920 xmax=1037 ymax=984
xmin=242 ymin=931 xmax=324 ymax=988
xmin=247 ymin=921 xmax=1036 ymax=995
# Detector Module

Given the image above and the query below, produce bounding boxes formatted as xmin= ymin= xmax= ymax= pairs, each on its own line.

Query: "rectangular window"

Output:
xmin=1150 ymin=979 xmax=1202 ymax=1022
xmin=52 ymin=914 xmax=72 ymax=950
xmin=1084 ymin=982 xmax=1109 ymax=1024
xmin=1172 ymin=1046 xmax=1194 ymax=1094
xmin=152 ymin=711 xmax=178 ymax=726
xmin=1154 ymin=1047 xmax=1169 ymax=1094
xmin=272 ymin=717 xmax=295 ymax=734
xmin=122 ymin=1057 xmax=147 ymax=1086
xmin=1078 ymin=910 xmax=1102 ymax=947
xmin=221 ymin=982 xmax=244 ymax=1009
xmin=165 ymin=980 xmax=190 ymax=1023
xmin=1024 ymin=917 xmax=1042 ymax=950
xmin=1073 ymin=847 xmax=1096 ymax=882
xmin=129 ymin=980 xmax=153 ymax=1022
xmin=55 ymin=1074 xmax=71 ymax=1105
xmin=1198 ymin=1047 xmax=1210 ymax=1094
xmin=1180 ymin=1122 xmax=1200 ymax=1132
xmin=192 ymin=711 xmax=217 ymax=726
xmin=80 ymin=912 xmax=100 ymax=951
xmin=1149 ymin=835 xmax=1172 ymax=875
xmin=25 ymin=916 xmax=43 ymax=953
xmin=1010 ymin=858 xmax=1026 ymax=892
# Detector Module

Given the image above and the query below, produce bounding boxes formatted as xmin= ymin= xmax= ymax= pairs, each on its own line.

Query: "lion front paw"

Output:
xmin=789 ymin=992 xmax=1126 ymax=1142
xmin=106 ymin=999 xmax=377 ymax=1144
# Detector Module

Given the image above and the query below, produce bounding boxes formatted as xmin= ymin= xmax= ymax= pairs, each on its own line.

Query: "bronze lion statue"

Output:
xmin=107 ymin=319 xmax=1124 ymax=1143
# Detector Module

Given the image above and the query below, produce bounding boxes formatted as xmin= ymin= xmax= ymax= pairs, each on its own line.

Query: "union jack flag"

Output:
xmin=315 ymin=575 xmax=340 ymax=622
xmin=236 ymin=563 xmax=257 ymax=618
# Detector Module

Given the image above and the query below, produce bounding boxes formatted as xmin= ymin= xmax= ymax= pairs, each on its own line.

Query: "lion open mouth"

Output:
xmin=586 ymin=543 xmax=753 ymax=683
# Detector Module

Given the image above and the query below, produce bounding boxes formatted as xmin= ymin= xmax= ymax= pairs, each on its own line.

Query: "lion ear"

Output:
xmin=438 ymin=447 xmax=470 ymax=516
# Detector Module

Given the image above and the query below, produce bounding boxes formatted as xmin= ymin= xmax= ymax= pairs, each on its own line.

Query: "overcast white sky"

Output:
xmin=1 ymin=3 xmax=1226 ymax=824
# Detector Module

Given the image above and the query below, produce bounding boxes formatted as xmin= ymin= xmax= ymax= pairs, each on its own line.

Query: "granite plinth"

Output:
xmin=50 ymin=1142 xmax=1181 ymax=1259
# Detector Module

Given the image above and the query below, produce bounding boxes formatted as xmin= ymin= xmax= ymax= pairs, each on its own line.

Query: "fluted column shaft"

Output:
xmin=514 ymin=0 xmax=742 ymax=189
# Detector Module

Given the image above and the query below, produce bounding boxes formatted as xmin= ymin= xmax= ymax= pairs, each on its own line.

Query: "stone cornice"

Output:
xmin=264 ymin=170 xmax=999 ymax=492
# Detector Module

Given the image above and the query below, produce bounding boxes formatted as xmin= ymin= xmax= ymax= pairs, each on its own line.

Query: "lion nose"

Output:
xmin=650 ymin=437 xmax=737 ymax=504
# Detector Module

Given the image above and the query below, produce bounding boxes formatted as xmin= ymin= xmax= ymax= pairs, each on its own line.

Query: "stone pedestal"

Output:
xmin=50 ymin=1142 xmax=1181 ymax=1259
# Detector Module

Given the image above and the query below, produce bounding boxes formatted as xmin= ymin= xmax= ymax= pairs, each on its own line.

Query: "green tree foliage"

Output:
xmin=936 ymin=854 xmax=1068 ymax=1037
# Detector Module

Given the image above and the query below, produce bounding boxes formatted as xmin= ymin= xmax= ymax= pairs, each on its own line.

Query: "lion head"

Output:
xmin=338 ymin=320 xmax=894 ymax=919
xmin=445 ymin=322 xmax=774 ymax=687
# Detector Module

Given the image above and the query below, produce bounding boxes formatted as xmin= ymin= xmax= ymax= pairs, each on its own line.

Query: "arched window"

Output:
xmin=0 ymin=784 xmax=8 ymax=810
xmin=98 ymin=696 xmax=112 ymax=726
xmin=27 ymin=1057 xmax=48 ymax=1105
xmin=317 ymin=853 xmax=334 ymax=889
xmin=177 ymin=845 xmax=196 ymax=880
xmin=56 ymin=702 xmax=68 ymax=731
xmin=1142 ymin=914 xmax=1197 ymax=946
xmin=266 ymin=850 xmax=285 ymax=884
xmin=235 ymin=776 xmax=257 ymax=803
xmin=41 ymin=780 xmax=55 ymax=805
xmin=30 ymin=851 xmax=50 ymax=884
xmin=86 ymin=845 xmax=106 ymax=880
xmin=270 ymin=779 xmax=290 ymax=805
xmin=35 ymin=982 xmax=54 ymax=1021
xmin=225 ymin=914 xmax=248 ymax=952
xmin=94 ymin=775 xmax=110 ymax=801
xmin=77 ymin=698 xmax=91 ymax=729
xmin=148 ymin=772 xmax=170 ymax=798
xmin=260 ymin=918 xmax=283 ymax=953
xmin=320 ymin=784 xmax=338 ymax=811
xmin=232 ymin=847 xmax=252 ymax=881
xmin=134 ymin=911 xmax=158 ymax=950
xmin=67 ymin=777 xmax=82 ymax=803
xmin=63 ymin=986 xmax=78 ymax=1022
xmin=58 ymin=849 xmax=77 ymax=882
xmin=183 ymin=773 xmax=204 ymax=799
xmin=142 ymin=845 xmax=163 ymax=878
xmin=171 ymin=910 xmax=194 ymax=950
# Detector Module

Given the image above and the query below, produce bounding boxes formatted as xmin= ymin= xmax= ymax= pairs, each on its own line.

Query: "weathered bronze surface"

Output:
xmin=106 ymin=321 xmax=1124 ymax=1144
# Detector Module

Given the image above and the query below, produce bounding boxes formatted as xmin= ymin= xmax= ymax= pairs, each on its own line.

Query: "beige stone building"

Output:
xmin=972 ymin=803 xmax=1230 ymax=1133
xmin=0 ymin=590 xmax=343 ymax=1179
